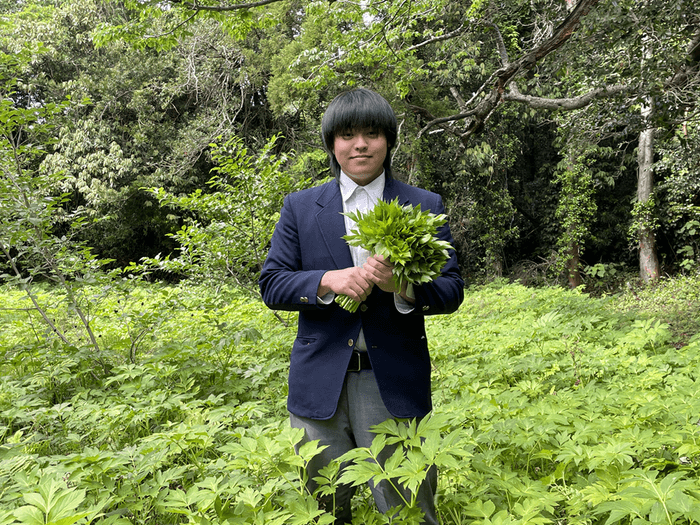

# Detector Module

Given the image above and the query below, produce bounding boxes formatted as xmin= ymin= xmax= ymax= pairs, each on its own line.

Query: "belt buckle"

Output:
xmin=348 ymin=350 xmax=361 ymax=372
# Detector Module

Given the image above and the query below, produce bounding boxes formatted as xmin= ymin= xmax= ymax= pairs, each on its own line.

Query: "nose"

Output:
xmin=354 ymin=133 xmax=369 ymax=149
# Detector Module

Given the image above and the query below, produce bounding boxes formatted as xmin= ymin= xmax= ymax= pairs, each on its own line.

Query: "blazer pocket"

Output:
xmin=294 ymin=336 xmax=317 ymax=347
xmin=290 ymin=336 xmax=322 ymax=372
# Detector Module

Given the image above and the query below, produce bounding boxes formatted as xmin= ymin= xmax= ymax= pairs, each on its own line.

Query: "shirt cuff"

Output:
xmin=394 ymin=283 xmax=415 ymax=314
xmin=317 ymin=291 xmax=335 ymax=305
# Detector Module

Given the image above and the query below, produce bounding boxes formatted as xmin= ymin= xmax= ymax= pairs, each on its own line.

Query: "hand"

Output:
xmin=363 ymin=254 xmax=401 ymax=293
xmin=363 ymin=254 xmax=396 ymax=293
xmin=364 ymin=255 xmax=414 ymax=303
xmin=318 ymin=266 xmax=374 ymax=303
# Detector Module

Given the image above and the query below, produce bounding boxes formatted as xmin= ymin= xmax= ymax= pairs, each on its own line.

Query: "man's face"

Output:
xmin=332 ymin=128 xmax=388 ymax=186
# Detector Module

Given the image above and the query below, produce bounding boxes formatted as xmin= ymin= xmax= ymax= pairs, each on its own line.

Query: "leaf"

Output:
xmin=383 ymin=448 xmax=405 ymax=473
xmin=369 ymin=434 xmax=388 ymax=459
xmin=338 ymin=459 xmax=384 ymax=487
xmin=463 ymin=499 xmax=496 ymax=518
xmin=298 ymin=440 xmax=328 ymax=463
xmin=648 ymin=500 xmax=671 ymax=524
xmin=13 ymin=506 xmax=45 ymax=525
xmin=596 ymin=499 xmax=644 ymax=525
xmin=51 ymin=513 xmax=92 ymax=525
xmin=0 ymin=512 xmax=15 ymax=525
xmin=47 ymin=489 xmax=87 ymax=523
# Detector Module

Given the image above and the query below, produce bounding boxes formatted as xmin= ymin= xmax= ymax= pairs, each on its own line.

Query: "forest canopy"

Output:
xmin=1 ymin=0 xmax=698 ymax=290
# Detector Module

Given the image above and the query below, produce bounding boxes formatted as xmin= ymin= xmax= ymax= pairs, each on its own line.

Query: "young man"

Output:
xmin=259 ymin=88 xmax=464 ymax=523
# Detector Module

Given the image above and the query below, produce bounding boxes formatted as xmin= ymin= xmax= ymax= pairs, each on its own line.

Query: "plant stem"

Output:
xmin=335 ymin=294 xmax=360 ymax=312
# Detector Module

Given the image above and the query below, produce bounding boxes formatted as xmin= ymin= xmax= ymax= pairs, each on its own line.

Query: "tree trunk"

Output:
xmin=564 ymin=153 xmax=582 ymax=289
xmin=566 ymin=240 xmax=582 ymax=288
xmin=557 ymin=150 xmax=590 ymax=289
xmin=636 ymin=99 xmax=660 ymax=282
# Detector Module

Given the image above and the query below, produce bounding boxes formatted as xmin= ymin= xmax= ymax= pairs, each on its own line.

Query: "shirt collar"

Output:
xmin=339 ymin=171 xmax=386 ymax=203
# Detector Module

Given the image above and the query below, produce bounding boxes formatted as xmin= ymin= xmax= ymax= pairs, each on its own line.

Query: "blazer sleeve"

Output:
xmin=258 ymin=194 xmax=328 ymax=311
xmin=409 ymin=194 xmax=464 ymax=316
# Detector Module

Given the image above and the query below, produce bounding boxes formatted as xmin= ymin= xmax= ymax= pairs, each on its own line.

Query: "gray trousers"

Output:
xmin=289 ymin=370 xmax=438 ymax=524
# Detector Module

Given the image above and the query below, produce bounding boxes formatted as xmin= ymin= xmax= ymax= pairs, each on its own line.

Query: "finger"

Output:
xmin=367 ymin=254 xmax=387 ymax=265
xmin=373 ymin=253 xmax=393 ymax=266
xmin=359 ymin=279 xmax=374 ymax=298
xmin=353 ymin=285 xmax=371 ymax=302
xmin=364 ymin=259 xmax=389 ymax=277
xmin=347 ymin=274 xmax=373 ymax=299
xmin=369 ymin=261 xmax=393 ymax=281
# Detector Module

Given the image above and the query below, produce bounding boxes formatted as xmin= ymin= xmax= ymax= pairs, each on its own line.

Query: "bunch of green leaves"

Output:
xmin=336 ymin=198 xmax=453 ymax=312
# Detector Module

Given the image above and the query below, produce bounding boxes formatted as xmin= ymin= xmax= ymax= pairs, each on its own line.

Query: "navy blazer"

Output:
xmin=259 ymin=177 xmax=464 ymax=420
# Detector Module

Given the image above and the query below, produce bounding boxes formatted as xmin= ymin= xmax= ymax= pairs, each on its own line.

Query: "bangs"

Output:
xmin=326 ymin=105 xmax=394 ymax=136
xmin=322 ymin=89 xmax=397 ymax=151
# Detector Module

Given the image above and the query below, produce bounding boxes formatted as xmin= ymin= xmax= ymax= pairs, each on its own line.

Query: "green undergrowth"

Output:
xmin=607 ymin=273 xmax=700 ymax=348
xmin=1 ymin=278 xmax=700 ymax=524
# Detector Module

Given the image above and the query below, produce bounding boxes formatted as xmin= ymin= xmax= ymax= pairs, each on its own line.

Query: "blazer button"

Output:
xmin=360 ymin=304 xmax=368 ymax=312
xmin=300 ymin=296 xmax=309 ymax=303
xmin=348 ymin=339 xmax=354 ymax=347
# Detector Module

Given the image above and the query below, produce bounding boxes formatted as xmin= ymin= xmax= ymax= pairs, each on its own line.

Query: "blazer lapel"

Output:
xmin=315 ymin=182 xmax=353 ymax=269
xmin=383 ymin=177 xmax=411 ymax=205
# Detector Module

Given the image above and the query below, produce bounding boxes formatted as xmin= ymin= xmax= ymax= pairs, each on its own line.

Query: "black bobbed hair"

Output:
xmin=321 ymin=88 xmax=397 ymax=179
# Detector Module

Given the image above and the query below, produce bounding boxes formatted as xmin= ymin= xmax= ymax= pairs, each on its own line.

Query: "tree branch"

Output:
xmin=144 ymin=11 xmax=199 ymax=40
xmin=407 ymin=24 xmax=467 ymax=52
xmin=503 ymin=84 xmax=631 ymax=110
xmin=450 ymin=87 xmax=467 ymax=112
xmin=665 ymin=28 xmax=700 ymax=93
xmin=0 ymin=242 xmax=72 ymax=346
xmin=487 ymin=21 xmax=510 ymax=66
xmin=166 ymin=0 xmax=284 ymax=13
xmin=416 ymin=0 xmax=601 ymax=142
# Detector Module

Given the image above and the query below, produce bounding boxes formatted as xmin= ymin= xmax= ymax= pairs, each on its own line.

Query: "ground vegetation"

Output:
xmin=1 ymin=277 xmax=700 ymax=524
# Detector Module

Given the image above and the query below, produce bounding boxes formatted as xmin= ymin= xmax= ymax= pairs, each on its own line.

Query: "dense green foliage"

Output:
xmin=2 ymin=278 xmax=700 ymax=524
xmin=2 ymin=1 xmax=699 ymax=522
xmin=1 ymin=0 xmax=698 ymax=285
xmin=132 ymin=135 xmax=322 ymax=292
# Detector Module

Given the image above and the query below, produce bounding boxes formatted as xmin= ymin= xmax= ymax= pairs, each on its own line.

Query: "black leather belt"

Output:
xmin=347 ymin=350 xmax=372 ymax=372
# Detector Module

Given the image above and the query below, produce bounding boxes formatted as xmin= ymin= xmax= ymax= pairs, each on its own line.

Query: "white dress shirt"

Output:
xmin=339 ymin=171 xmax=385 ymax=268
xmin=318 ymin=172 xmax=413 ymax=351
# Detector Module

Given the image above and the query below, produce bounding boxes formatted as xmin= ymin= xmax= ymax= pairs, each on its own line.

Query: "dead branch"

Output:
xmin=417 ymin=0 xmax=601 ymax=142
xmin=503 ymin=84 xmax=631 ymax=110
xmin=407 ymin=24 xmax=467 ymax=52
